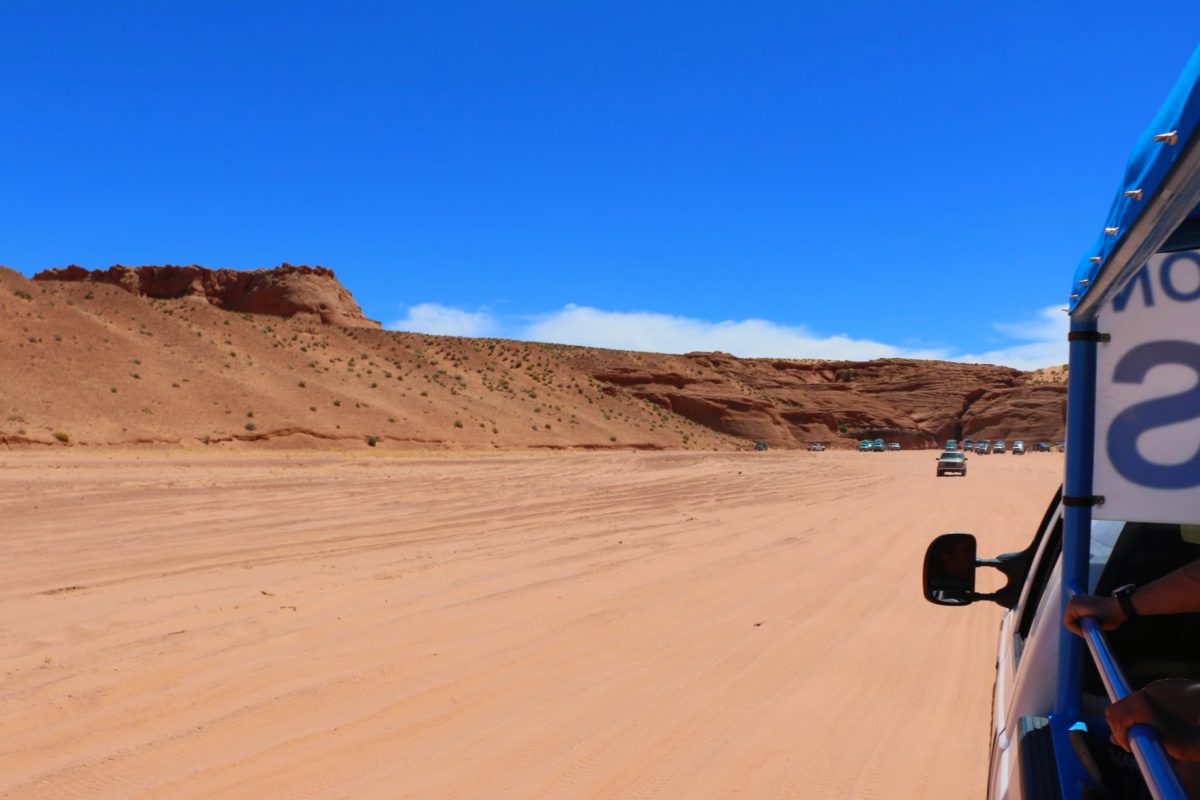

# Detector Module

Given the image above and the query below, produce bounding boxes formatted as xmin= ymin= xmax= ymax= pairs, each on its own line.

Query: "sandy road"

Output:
xmin=0 ymin=449 xmax=1062 ymax=799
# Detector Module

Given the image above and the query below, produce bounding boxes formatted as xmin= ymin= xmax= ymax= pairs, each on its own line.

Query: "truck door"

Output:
xmin=989 ymin=492 xmax=1064 ymax=799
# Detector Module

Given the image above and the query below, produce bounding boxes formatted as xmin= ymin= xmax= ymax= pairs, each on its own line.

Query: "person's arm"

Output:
xmin=1107 ymin=680 xmax=1200 ymax=762
xmin=1064 ymin=558 xmax=1200 ymax=636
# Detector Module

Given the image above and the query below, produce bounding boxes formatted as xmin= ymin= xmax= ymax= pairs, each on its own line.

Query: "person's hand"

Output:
xmin=1106 ymin=681 xmax=1200 ymax=761
xmin=1063 ymin=594 xmax=1125 ymax=636
xmin=1107 ymin=690 xmax=1167 ymax=752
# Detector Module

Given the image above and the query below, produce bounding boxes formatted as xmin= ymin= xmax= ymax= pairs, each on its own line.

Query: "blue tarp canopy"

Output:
xmin=1071 ymin=44 xmax=1200 ymax=315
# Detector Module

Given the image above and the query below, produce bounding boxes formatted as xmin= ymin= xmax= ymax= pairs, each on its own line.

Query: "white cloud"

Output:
xmin=954 ymin=305 xmax=1068 ymax=371
xmin=383 ymin=301 xmax=1068 ymax=370
xmin=522 ymin=304 xmax=949 ymax=361
xmin=386 ymin=303 xmax=497 ymax=337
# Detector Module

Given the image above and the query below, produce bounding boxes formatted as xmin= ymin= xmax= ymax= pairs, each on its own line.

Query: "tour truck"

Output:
xmin=922 ymin=44 xmax=1200 ymax=799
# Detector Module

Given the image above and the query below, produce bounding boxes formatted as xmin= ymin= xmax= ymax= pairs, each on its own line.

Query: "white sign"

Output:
xmin=1094 ymin=248 xmax=1200 ymax=524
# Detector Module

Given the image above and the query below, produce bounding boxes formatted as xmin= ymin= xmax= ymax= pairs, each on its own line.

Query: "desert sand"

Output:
xmin=1 ymin=448 xmax=1062 ymax=799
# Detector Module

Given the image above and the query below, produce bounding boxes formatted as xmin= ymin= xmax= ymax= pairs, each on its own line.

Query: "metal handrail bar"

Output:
xmin=1080 ymin=617 xmax=1187 ymax=800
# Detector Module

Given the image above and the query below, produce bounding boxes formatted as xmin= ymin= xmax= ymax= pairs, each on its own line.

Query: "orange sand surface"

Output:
xmin=0 ymin=449 xmax=1062 ymax=799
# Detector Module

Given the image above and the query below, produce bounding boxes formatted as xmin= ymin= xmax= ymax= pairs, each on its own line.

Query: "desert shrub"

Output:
xmin=244 ymin=422 xmax=257 ymax=431
xmin=53 ymin=431 xmax=69 ymax=443
xmin=366 ymin=435 xmax=377 ymax=447
xmin=453 ymin=419 xmax=463 ymax=428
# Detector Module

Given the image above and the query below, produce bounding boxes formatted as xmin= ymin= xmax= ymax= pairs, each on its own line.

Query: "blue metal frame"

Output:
xmin=1050 ymin=317 xmax=1101 ymax=797
xmin=1021 ymin=40 xmax=1200 ymax=800
xmin=1054 ymin=311 xmax=1186 ymax=798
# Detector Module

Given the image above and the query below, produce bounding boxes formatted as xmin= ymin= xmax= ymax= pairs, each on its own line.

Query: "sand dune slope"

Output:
xmin=0 ymin=450 xmax=1061 ymax=799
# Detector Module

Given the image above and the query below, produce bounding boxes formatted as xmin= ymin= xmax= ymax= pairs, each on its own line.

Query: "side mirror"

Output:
xmin=923 ymin=533 xmax=977 ymax=606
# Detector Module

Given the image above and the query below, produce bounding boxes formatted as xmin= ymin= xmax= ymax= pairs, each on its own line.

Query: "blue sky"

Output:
xmin=4 ymin=2 xmax=1200 ymax=369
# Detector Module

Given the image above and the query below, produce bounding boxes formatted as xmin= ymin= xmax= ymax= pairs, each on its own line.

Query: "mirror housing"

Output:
xmin=923 ymin=533 xmax=978 ymax=606
xmin=922 ymin=533 xmax=1038 ymax=609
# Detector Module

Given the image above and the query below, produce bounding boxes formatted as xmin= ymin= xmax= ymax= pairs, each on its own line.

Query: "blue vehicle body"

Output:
xmin=1053 ymin=42 xmax=1200 ymax=800
xmin=923 ymin=43 xmax=1200 ymax=800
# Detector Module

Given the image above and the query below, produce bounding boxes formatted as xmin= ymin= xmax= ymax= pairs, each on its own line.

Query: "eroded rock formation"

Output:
xmin=587 ymin=354 xmax=1065 ymax=448
xmin=33 ymin=264 xmax=379 ymax=328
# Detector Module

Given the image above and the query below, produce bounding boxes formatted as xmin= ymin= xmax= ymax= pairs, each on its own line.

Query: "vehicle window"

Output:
xmin=1012 ymin=489 xmax=1064 ymax=662
xmin=1017 ymin=516 xmax=1063 ymax=649
xmin=1083 ymin=521 xmax=1200 ymax=697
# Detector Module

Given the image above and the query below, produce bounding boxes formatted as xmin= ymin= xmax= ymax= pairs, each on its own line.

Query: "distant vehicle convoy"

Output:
xmin=748 ymin=437 xmax=1054 ymax=452
xmin=857 ymin=439 xmax=904 ymax=451
xmin=804 ymin=436 xmax=1055 ymax=452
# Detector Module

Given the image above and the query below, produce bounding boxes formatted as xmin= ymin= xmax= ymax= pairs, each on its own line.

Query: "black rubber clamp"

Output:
xmin=1063 ymin=495 xmax=1106 ymax=507
xmin=1067 ymin=331 xmax=1111 ymax=343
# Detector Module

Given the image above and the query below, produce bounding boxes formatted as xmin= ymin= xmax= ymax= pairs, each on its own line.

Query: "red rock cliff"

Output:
xmin=588 ymin=353 xmax=1065 ymax=448
xmin=33 ymin=264 xmax=380 ymax=329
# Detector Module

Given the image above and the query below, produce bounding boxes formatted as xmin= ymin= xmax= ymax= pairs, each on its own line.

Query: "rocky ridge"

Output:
xmin=33 ymin=264 xmax=379 ymax=329
xmin=590 ymin=353 xmax=1064 ymax=449
xmin=3 ymin=265 xmax=1065 ymax=450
